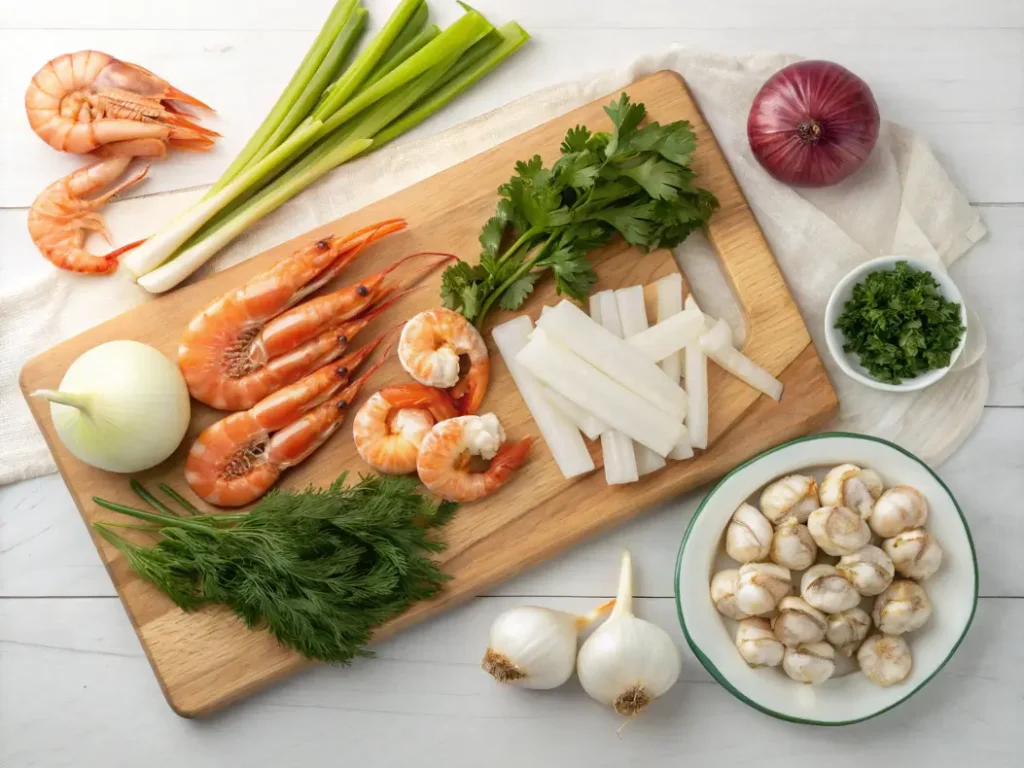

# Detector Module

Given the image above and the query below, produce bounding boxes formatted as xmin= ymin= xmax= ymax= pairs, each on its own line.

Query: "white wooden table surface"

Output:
xmin=1 ymin=1 xmax=1021 ymax=765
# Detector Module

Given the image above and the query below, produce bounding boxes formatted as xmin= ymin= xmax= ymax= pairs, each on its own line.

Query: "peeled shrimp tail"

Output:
xmin=377 ymin=383 xmax=459 ymax=422
xmin=487 ymin=438 xmax=534 ymax=487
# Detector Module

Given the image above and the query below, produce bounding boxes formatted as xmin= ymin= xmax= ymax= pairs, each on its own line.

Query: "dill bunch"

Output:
xmin=94 ymin=473 xmax=456 ymax=663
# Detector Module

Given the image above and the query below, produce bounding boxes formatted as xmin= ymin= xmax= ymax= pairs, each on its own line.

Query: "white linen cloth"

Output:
xmin=0 ymin=47 xmax=987 ymax=484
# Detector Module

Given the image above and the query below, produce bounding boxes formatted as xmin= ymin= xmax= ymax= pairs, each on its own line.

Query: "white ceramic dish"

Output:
xmin=824 ymin=255 xmax=969 ymax=393
xmin=674 ymin=432 xmax=977 ymax=725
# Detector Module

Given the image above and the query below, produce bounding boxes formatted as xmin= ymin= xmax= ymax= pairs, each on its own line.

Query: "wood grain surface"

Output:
xmin=18 ymin=71 xmax=837 ymax=716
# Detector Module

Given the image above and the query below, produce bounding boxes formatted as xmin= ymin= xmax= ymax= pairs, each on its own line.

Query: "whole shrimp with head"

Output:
xmin=28 ymin=155 xmax=148 ymax=274
xmin=185 ymin=338 xmax=389 ymax=507
xmin=25 ymin=50 xmax=218 ymax=157
xmin=178 ymin=220 xmax=453 ymax=410
xmin=398 ymin=307 xmax=489 ymax=415
xmin=353 ymin=383 xmax=459 ymax=475
xmin=416 ymin=414 xmax=531 ymax=503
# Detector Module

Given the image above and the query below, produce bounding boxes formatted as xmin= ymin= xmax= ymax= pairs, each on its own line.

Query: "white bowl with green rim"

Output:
xmin=674 ymin=432 xmax=978 ymax=725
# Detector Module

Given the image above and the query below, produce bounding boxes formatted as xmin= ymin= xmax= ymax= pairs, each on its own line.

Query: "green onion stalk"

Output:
xmin=122 ymin=0 xmax=528 ymax=294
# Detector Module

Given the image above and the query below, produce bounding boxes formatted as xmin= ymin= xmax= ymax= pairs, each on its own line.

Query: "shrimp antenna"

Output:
xmin=358 ymin=285 xmax=421 ymax=322
xmin=382 ymin=251 xmax=459 ymax=292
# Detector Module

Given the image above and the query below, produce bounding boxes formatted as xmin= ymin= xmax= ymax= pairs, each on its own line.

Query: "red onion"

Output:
xmin=747 ymin=60 xmax=880 ymax=187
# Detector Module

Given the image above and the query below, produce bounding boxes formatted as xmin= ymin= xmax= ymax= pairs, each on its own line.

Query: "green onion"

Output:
xmin=122 ymin=1 xmax=528 ymax=293
xmin=208 ymin=0 xmax=356 ymax=195
xmin=247 ymin=6 xmax=367 ymax=168
xmin=375 ymin=22 xmax=529 ymax=147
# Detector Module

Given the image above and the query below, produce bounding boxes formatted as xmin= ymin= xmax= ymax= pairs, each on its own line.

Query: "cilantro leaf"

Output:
xmin=498 ymin=272 xmax=540 ymax=311
xmin=593 ymin=202 xmax=657 ymax=247
xmin=603 ymin=93 xmax=646 ymax=158
xmin=560 ymin=125 xmax=592 ymax=154
xmin=479 ymin=216 xmax=506 ymax=258
xmin=628 ymin=120 xmax=697 ymax=166
xmin=545 ymin=244 xmax=597 ymax=300
xmin=441 ymin=92 xmax=718 ymax=327
xmin=620 ymin=156 xmax=690 ymax=200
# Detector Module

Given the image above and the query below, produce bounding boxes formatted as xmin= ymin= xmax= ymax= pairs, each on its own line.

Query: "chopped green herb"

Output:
xmin=93 ymin=474 xmax=455 ymax=664
xmin=440 ymin=93 xmax=719 ymax=327
xmin=835 ymin=261 xmax=966 ymax=384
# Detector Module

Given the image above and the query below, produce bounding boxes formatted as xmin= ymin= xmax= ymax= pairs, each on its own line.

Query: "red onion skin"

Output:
xmin=747 ymin=60 xmax=880 ymax=187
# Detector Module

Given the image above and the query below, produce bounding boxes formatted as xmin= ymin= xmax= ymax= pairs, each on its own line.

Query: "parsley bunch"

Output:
xmin=441 ymin=93 xmax=719 ymax=326
xmin=94 ymin=473 xmax=455 ymax=664
xmin=835 ymin=261 xmax=966 ymax=384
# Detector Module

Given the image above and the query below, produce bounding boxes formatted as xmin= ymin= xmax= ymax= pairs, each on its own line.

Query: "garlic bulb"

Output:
xmin=870 ymin=486 xmax=929 ymax=538
xmin=873 ymin=580 xmax=932 ymax=635
xmin=735 ymin=562 xmax=791 ymax=616
xmin=577 ymin=551 xmax=681 ymax=718
xmin=836 ymin=545 xmax=895 ymax=596
xmin=782 ymin=642 xmax=836 ymax=684
xmin=769 ymin=519 xmax=817 ymax=570
xmin=883 ymin=528 xmax=944 ymax=580
xmin=801 ymin=564 xmax=860 ymax=613
xmin=771 ymin=597 xmax=827 ymax=647
xmin=482 ymin=603 xmax=612 ymax=689
xmin=819 ymin=464 xmax=883 ymax=519
xmin=858 ymin=634 xmax=913 ymax=686
xmin=725 ymin=503 xmax=773 ymax=563
xmin=759 ymin=474 xmax=819 ymax=525
xmin=710 ymin=570 xmax=750 ymax=620
xmin=735 ymin=617 xmax=785 ymax=667
xmin=825 ymin=608 xmax=871 ymax=656
xmin=807 ymin=505 xmax=871 ymax=556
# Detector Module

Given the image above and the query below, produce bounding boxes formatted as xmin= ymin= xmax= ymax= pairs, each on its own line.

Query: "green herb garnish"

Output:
xmin=93 ymin=474 xmax=455 ymax=664
xmin=441 ymin=93 xmax=719 ymax=327
xmin=835 ymin=261 xmax=965 ymax=384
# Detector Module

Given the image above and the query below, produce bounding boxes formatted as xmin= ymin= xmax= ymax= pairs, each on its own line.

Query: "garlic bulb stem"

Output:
xmin=576 ymin=551 xmax=682 ymax=719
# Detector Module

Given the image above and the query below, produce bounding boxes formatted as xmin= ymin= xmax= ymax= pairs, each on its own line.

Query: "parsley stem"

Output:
xmin=478 ymin=234 xmax=560 ymax=326
xmin=496 ymin=226 xmax=542 ymax=268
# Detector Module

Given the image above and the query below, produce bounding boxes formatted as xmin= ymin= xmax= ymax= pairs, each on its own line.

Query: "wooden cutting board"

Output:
xmin=20 ymin=71 xmax=838 ymax=717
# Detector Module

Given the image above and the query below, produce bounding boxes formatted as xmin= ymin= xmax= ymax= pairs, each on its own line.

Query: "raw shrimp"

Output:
xmin=27 ymin=155 xmax=148 ymax=274
xmin=177 ymin=219 xmax=428 ymax=410
xmin=25 ymin=50 xmax=218 ymax=156
xmin=184 ymin=341 xmax=390 ymax=507
xmin=398 ymin=307 xmax=490 ymax=414
xmin=353 ymin=383 xmax=458 ymax=475
xmin=416 ymin=414 xmax=531 ymax=503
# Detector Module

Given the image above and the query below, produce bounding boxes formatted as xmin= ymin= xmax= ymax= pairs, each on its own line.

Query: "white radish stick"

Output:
xmin=684 ymin=295 xmax=710 ymax=450
xmin=700 ymin=318 xmax=784 ymax=402
xmin=594 ymin=291 xmax=639 ymax=484
xmin=655 ymin=274 xmax=683 ymax=384
xmin=492 ymin=317 xmax=594 ymax=480
xmin=516 ymin=336 xmax=682 ymax=457
xmin=541 ymin=385 xmax=607 ymax=441
xmin=625 ymin=308 xmax=705 ymax=364
xmin=538 ymin=300 xmax=687 ymax=421
xmin=615 ymin=286 xmax=667 ymax=477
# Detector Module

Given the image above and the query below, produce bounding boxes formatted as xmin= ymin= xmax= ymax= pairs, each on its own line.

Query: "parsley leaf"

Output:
xmin=498 ymin=272 xmax=540 ymax=310
xmin=834 ymin=261 xmax=966 ymax=384
xmin=440 ymin=92 xmax=719 ymax=326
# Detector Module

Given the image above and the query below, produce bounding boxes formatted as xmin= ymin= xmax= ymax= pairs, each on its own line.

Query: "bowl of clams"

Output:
xmin=674 ymin=432 xmax=977 ymax=725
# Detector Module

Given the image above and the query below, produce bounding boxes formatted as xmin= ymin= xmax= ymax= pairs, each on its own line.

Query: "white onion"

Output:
xmin=33 ymin=340 xmax=190 ymax=473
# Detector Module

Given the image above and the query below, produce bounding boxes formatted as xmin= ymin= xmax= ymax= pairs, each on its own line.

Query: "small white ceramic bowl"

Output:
xmin=675 ymin=432 xmax=977 ymax=726
xmin=824 ymin=255 xmax=969 ymax=392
